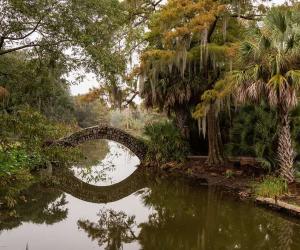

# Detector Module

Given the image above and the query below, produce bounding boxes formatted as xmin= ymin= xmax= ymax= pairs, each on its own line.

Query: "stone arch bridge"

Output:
xmin=50 ymin=124 xmax=148 ymax=160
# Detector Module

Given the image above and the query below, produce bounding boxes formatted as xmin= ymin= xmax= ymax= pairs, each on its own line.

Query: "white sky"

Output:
xmin=69 ymin=0 xmax=288 ymax=96
xmin=68 ymin=71 xmax=98 ymax=96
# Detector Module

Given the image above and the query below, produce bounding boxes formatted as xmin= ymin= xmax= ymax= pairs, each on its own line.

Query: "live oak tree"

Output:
xmin=0 ymin=51 xmax=76 ymax=122
xmin=88 ymin=0 xmax=165 ymax=110
xmin=0 ymin=0 xmax=127 ymax=78
xmin=0 ymin=0 xmax=164 ymax=117
xmin=0 ymin=0 xmax=133 ymax=123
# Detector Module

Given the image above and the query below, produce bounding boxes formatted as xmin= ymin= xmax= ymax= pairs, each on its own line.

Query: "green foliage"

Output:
xmin=144 ymin=121 xmax=189 ymax=164
xmin=43 ymin=146 xmax=82 ymax=168
xmin=254 ymin=176 xmax=288 ymax=198
xmin=0 ymin=106 xmax=80 ymax=179
xmin=0 ymin=148 xmax=41 ymax=177
xmin=0 ymin=0 xmax=127 ymax=78
xmin=73 ymin=98 xmax=109 ymax=128
xmin=225 ymin=104 xmax=277 ymax=170
xmin=226 ymin=103 xmax=300 ymax=170
xmin=0 ymin=165 xmax=36 ymax=210
xmin=1 ymin=106 xmax=71 ymax=146
xmin=110 ymin=109 xmax=167 ymax=137
xmin=0 ymin=53 xmax=76 ymax=123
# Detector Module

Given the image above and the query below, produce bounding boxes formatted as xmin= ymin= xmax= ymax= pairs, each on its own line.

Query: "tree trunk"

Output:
xmin=206 ymin=104 xmax=224 ymax=166
xmin=174 ymin=106 xmax=190 ymax=139
xmin=277 ymin=108 xmax=295 ymax=183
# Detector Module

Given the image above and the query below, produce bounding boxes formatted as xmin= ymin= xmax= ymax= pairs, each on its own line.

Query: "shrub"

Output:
xmin=0 ymin=148 xmax=41 ymax=177
xmin=254 ymin=176 xmax=288 ymax=198
xmin=143 ymin=121 xmax=189 ymax=165
xmin=0 ymin=106 xmax=80 ymax=179
xmin=225 ymin=105 xmax=277 ymax=171
xmin=109 ymin=109 xmax=167 ymax=137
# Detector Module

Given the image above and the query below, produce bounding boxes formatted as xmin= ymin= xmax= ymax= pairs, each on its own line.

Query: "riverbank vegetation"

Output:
xmin=2 ymin=0 xmax=300 ymax=205
xmin=144 ymin=121 xmax=189 ymax=164
xmin=254 ymin=176 xmax=288 ymax=199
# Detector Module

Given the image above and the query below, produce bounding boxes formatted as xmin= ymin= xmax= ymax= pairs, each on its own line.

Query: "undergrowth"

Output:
xmin=254 ymin=176 xmax=288 ymax=198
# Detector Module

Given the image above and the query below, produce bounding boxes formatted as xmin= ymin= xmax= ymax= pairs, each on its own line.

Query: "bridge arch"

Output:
xmin=51 ymin=125 xmax=148 ymax=160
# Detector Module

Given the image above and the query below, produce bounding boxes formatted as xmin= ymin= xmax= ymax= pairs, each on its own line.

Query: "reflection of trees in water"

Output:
xmin=78 ymin=209 xmax=137 ymax=250
xmin=0 ymin=183 xmax=67 ymax=231
xmin=2 ymin=171 xmax=299 ymax=250
xmin=77 ymin=176 xmax=300 ymax=250
xmin=73 ymin=163 xmax=116 ymax=184
xmin=76 ymin=139 xmax=110 ymax=168
xmin=114 ymin=142 xmax=137 ymax=159
xmin=74 ymin=139 xmax=113 ymax=184
xmin=73 ymin=140 xmax=137 ymax=185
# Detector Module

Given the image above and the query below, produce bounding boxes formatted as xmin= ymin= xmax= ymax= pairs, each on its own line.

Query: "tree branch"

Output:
xmin=0 ymin=43 xmax=39 ymax=55
xmin=151 ymin=0 xmax=163 ymax=8
xmin=0 ymin=39 xmax=71 ymax=56
xmin=231 ymin=14 xmax=264 ymax=20
xmin=131 ymin=0 xmax=163 ymax=27
xmin=0 ymin=37 xmax=4 ymax=50
xmin=2 ymin=19 xmax=43 ymax=41
xmin=124 ymin=91 xmax=139 ymax=107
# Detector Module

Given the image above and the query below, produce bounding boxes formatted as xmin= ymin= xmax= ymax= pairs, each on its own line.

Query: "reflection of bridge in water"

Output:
xmin=54 ymin=168 xmax=149 ymax=203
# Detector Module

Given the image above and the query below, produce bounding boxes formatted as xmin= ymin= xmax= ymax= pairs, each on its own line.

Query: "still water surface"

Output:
xmin=1 ymin=140 xmax=300 ymax=250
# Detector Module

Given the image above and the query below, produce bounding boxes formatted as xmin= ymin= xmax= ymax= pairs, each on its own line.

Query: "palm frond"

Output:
xmin=265 ymin=8 xmax=287 ymax=35
xmin=286 ymin=70 xmax=300 ymax=90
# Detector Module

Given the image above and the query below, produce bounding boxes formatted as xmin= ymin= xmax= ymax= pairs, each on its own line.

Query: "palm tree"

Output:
xmin=225 ymin=8 xmax=300 ymax=182
xmin=140 ymin=66 xmax=203 ymax=138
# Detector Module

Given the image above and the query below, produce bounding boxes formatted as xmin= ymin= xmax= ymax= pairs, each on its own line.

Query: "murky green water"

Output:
xmin=1 ymin=140 xmax=300 ymax=250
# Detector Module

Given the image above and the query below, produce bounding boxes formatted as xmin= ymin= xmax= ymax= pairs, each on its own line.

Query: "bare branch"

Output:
xmin=151 ymin=0 xmax=163 ymax=8
xmin=124 ymin=91 xmax=139 ymax=107
xmin=131 ymin=0 xmax=163 ymax=27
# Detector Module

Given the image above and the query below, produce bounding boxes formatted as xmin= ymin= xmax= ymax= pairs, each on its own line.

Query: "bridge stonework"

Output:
xmin=52 ymin=124 xmax=148 ymax=160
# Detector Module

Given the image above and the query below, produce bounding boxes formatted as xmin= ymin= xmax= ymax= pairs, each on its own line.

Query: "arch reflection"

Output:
xmin=53 ymin=167 xmax=148 ymax=204
xmin=73 ymin=140 xmax=140 ymax=186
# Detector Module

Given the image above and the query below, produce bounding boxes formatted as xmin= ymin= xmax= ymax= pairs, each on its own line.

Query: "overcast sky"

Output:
xmin=69 ymin=0 xmax=288 ymax=96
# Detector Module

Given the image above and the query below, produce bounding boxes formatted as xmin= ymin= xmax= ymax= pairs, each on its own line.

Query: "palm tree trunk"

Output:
xmin=207 ymin=104 xmax=224 ymax=166
xmin=277 ymin=109 xmax=295 ymax=183
xmin=174 ymin=106 xmax=190 ymax=139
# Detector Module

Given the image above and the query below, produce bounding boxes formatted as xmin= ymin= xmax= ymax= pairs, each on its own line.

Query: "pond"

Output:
xmin=1 ymin=140 xmax=300 ymax=250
